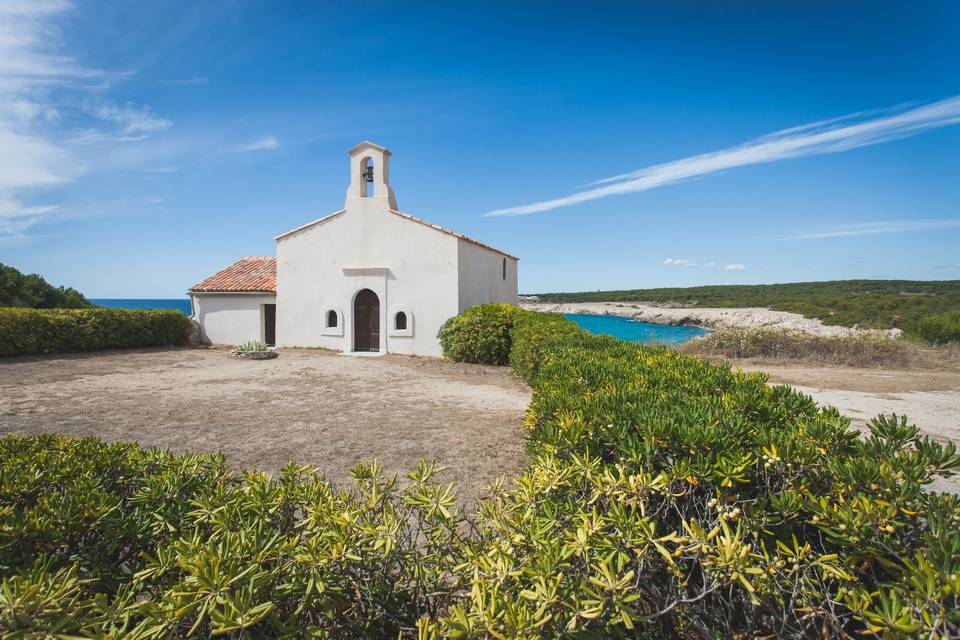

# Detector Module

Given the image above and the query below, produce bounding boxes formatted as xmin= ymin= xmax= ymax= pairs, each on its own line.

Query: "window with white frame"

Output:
xmin=388 ymin=305 xmax=413 ymax=337
xmin=321 ymin=307 xmax=343 ymax=336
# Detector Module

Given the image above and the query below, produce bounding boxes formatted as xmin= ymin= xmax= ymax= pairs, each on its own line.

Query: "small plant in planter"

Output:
xmin=230 ymin=340 xmax=278 ymax=359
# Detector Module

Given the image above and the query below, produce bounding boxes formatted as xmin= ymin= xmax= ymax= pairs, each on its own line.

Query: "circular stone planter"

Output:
xmin=230 ymin=349 xmax=279 ymax=360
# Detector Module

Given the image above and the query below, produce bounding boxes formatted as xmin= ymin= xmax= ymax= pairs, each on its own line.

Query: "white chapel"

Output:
xmin=188 ymin=142 xmax=518 ymax=357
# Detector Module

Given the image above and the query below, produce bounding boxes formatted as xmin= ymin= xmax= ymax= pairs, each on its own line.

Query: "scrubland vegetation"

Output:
xmin=3 ymin=305 xmax=958 ymax=638
xmin=0 ymin=262 xmax=92 ymax=309
xmin=682 ymin=328 xmax=959 ymax=369
xmin=0 ymin=308 xmax=192 ymax=356
xmin=911 ymin=311 xmax=960 ymax=345
xmin=534 ymin=279 xmax=960 ymax=342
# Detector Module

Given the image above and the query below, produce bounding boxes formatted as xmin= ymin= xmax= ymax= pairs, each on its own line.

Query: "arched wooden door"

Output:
xmin=353 ymin=289 xmax=380 ymax=352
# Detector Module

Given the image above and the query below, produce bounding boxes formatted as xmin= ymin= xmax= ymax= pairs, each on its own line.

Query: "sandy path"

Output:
xmin=0 ymin=348 xmax=531 ymax=507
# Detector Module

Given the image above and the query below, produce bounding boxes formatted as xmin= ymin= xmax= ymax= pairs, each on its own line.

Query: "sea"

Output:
xmin=564 ymin=313 xmax=709 ymax=345
xmin=90 ymin=299 xmax=192 ymax=315
xmin=88 ymin=301 xmax=707 ymax=345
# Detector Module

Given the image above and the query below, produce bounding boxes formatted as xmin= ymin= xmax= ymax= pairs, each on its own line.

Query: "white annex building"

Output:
xmin=188 ymin=142 xmax=518 ymax=357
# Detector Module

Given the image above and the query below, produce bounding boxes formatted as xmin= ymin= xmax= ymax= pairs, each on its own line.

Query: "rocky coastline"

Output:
xmin=520 ymin=301 xmax=902 ymax=338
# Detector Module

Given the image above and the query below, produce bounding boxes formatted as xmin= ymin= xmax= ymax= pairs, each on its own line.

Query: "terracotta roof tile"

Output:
xmin=190 ymin=257 xmax=276 ymax=293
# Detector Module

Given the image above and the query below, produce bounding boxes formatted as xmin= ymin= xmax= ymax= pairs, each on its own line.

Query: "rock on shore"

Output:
xmin=520 ymin=302 xmax=901 ymax=338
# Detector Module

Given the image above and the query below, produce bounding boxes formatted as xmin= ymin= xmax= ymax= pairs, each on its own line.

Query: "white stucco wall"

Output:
xmin=457 ymin=240 xmax=518 ymax=312
xmin=276 ymin=199 xmax=461 ymax=357
xmin=190 ymin=294 xmax=276 ymax=346
xmin=188 ymin=141 xmax=522 ymax=358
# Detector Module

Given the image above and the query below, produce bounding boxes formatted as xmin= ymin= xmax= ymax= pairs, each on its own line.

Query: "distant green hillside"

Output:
xmin=532 ymin=280 xmax=960 ymax=334
xmin=0 ymin=262 xmax=92 ymax=309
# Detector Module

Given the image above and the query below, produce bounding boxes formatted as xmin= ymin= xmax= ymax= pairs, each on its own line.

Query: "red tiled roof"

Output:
xmin=189 ymin=257 xmax=276 ymax=293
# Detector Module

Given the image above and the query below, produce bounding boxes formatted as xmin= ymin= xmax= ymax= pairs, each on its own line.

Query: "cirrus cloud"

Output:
xmin=665 ymin=258 xmax=746 ymax=272
xmin=0 ymin=1 xmax=174 ymax=242
xmin=231 ymin=135 xmax=279 ymax=153
xmin=485 ymin=96 xmax=960 ymax=217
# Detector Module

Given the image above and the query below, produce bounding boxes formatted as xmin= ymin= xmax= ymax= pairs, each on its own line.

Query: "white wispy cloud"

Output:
xmin=664 ymin=258 xmax=699 ymax=267
xmin=232 ymin=135 xmax=279 ymax=152
xmin=665 ymin=258 xmax=746 ymax=272
xmin=784 ymin=219 xmax=960 ymax=240
xmin=484 ymin=96 xmax=960 ymax=217
xmin=168 ymin=76 xmax=208 ymax=86
xmin=0 ymin=1 xmax=89 ymax=239
xmin=89 ymin=101 xmax=172 ymax=135
xmin=0 ymin=1 xmax=174 ymax=242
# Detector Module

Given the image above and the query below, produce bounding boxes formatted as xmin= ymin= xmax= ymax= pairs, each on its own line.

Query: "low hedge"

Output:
xmin=1 ymin=305 xmax=958 ymax=638
xmin=0 ymin=307 xmax=192 ymax=356
xmin=453 ymin=306 xmax=960 ymax=637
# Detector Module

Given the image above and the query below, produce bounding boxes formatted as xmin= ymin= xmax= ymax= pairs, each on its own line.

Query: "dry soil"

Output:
xmin=0 ymin=347 xmax=532 ymax=507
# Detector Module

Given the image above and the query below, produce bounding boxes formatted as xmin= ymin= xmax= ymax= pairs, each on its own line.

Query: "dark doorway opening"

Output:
xmin=263 ymin=304 xmax=276 ymax=346
xmin=353 ymin=289 xmax=380 ymax=352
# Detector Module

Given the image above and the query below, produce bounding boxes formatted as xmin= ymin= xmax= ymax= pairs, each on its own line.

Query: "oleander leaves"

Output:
xmin=2 ymin=307 xmax=958 ymax=638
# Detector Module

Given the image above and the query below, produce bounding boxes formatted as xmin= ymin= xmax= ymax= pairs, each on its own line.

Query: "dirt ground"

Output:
xmin=0 ymin=348 xmax=531 ymax=507
xmin=4 ymin=348 xmax=957 ymax=498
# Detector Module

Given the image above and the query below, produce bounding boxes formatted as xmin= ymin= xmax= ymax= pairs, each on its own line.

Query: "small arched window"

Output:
xmin=326 ymin=309 xmax=338 ymax=328
xmin=502 ymin=257 xmax=507 ymax=280
xmin=394 ymin=311 xmax=407 ymax=331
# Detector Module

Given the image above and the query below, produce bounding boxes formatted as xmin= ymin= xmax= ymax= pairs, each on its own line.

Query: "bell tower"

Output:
xmin=345 ymin=141 xmax=398 ymax=209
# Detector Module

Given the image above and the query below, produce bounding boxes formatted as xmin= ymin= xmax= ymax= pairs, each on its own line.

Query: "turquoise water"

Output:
xmin=564 ymin=313 xmax=709 ymax=345
xmin=85 ymin=303 xmax=706 ymax=345
xmin=91 ymin=299 xmax=192 ymax=314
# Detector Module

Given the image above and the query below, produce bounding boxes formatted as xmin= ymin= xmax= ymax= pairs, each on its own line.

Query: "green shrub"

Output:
xmin=443 ymin=309 xmax=960 ymax=638
xmin=436 ymin=303 xmax=521 ymax=365
xmin=508 ymin=309 xmax=596 ymax=383
xmin=908 ymin=311 xmax=960 ymax=345
xmin=3 ymin=309 xmax=960 ymax=638
xmin=235 ymin=340 xmax=269 ymax=353
xmin=0 ymin=435 xmax=465 ymax=638
xmin=0 ymin=262 xmax=92 ymax=309
xmin=0 ymin=307 xmax=192 ymax=356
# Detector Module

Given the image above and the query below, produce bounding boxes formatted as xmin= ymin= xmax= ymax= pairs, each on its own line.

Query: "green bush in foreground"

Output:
xmin=0 ymin=307 xmax=192 ymax=356
xmin=2 ymin=308 xmax=959 ymax=638
xmin=0 ymin=435 xmax=464 ymax=638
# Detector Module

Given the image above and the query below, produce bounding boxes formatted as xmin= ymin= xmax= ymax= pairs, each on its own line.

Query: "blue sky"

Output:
xmin=2 ymin=0 xmax=958 ymax=297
